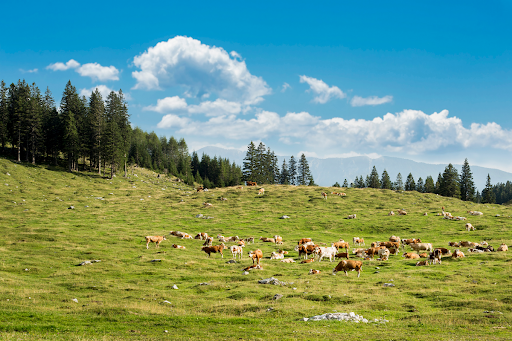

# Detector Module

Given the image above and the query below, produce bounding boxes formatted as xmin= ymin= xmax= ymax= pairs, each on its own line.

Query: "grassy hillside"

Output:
xmin=0 ymin=157 xmax=511 ymax=340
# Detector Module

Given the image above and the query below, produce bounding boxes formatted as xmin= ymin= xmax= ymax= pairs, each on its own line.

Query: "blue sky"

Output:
xmin=2 ymin=1 xmax=511 ymax=172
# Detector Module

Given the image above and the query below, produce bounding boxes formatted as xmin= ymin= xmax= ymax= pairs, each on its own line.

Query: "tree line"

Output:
xmin=0 ymin=79 xmax=241 ymax=187
xmin=242 ymin=141 xmax=315 ymax=185
xmin=335 ymin=158 xmax=509 ymax=204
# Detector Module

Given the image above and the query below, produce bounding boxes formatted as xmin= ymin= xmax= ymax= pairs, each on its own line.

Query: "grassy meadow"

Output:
xmin=0 ymin=157 xmax=511 ymax=340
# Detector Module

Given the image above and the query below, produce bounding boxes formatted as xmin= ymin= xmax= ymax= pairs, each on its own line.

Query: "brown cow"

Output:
xmin=260 ymin=237 xmax=275 ymax=243
xmin=335 ymin=252 xmax=349 ymax=259
xmin=332 ymin=260 xmax=363 ymax=277
xmin=333 ymin=241 xmax=349 ymax=250
xmin=298 ymin=238 xmax=313 ymax=245
xmin=402 ymin=252 xmax=420 ymax=259
xmin=243 ymin=264 xmax=262 ymax=271
xmin=246 ymin=181 xmax=257 ymax=186
xmin=301 ymin=258 xmax=315 ymax=263
xmin=201 ymin=244 xmax=227 ymax=258
xmin=145 ymin=236 xmax=166 ymax=249
xmin=249 ymin=249 xmax=263 ymax=264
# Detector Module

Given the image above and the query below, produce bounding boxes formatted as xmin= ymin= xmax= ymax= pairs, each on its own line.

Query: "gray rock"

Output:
xmin=72 ymin=298 xmax=78 ymax=303
xmin=383 ymin=283 xmax=395 ymax=287
xmin=162 ymin=300 xmax=171 ymax=304
xmin=258 ymin=277 xmax=287 ymax=285
xmin=195 ymin=214 xmax=204 ymax=218
xmin=172 ymin=284 xmax=178 ymax=289
xmin=280 ymin=215 xmax=290 ymax=219
xmin=226 ymin=260 xmax=236 ymax=264
xmin=273 ymin=294 xmax=284 ymax=300
xmin=150 ymin=259 xmax=162 ymax=262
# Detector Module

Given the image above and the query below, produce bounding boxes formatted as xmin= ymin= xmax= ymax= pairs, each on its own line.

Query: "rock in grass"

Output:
xmin=172 ymin=285 xmax=178 ymax=289
xmin=78 ymin=260 xmax=101 ymax=266
xmin=383 ymin=283 xmax=395 ymax=287
xmin=279 ymin=215 xmax=290 ymax=219
xmin=273 ymin=294 xmax=284 ymax=300
xmin=258 ymin=277 xmax=287 ymax=285
xmin=195 ymin=214 xmax=204 ymax=218
xmin=72 ymin=298 xmax=78 ymax=303
xmin=150 ymin=259 xmax=162 ymax=262
xmin=226 ymin=260 xmax=236 ymax=264
xmin=162 ymin=300 xmax=171 ymax=304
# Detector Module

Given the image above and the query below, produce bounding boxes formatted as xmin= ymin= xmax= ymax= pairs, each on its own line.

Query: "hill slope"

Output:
xmin=0 ymin=158 xmax=511 ymax=340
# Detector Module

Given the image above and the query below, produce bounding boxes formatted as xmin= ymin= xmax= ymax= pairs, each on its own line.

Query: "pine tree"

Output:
xmin=460 ymin=158 xmax=475 ymax=202
xmin=424 ymin=175 xmax=435 ymax=193
xmin=288 ymin=156 xmax=297 ymax=185
xmin=26 ymin=83 xmax=43 ymax=164
xmin=395 ymin=173 xmax=404 ymax=191
xmin=368 ymin=166 xmax=380 ymax=188
xmin=88 ymin=88 xmax=105 ymax=174
xmin=482 ymin=174 xmax=495 ymax=204
xmin=440 ymin=164 xmax=460 ymax=198
xmin=60 ymin=81 xmax=81 ymax=171
xmin=416 ymin=177 xmax=424 ymax=193
xmin=0 ymin=80 xmax=8 ymax=154
xmin=381 ymin=169 xmax=392 ymax=189
xmin=297 ymin=153 xmax=312 ymax=185
xmin=242 ymin=141 xmax=256 ymax=182
xmin=342 ymin=179 xmax=348 ymax=188
xmin=405 ymin=173 xmax=416 ymax=191
xmin=435 ymin=173 xmax=443 ymax=194
xmin=279 ymin=159 xmax=289 ymax=184
xmin=333 ymin=182 xmax=341 ymax=187
xmin=253 ymin=142 xmax=267 ymax=184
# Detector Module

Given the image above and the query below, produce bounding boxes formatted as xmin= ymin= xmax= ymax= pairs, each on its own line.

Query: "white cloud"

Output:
xmin=79 ymin=85 xmax=131 ymax=101
xmin=144 ymin=96 xmax=188 ymax=113
xmin=132 ymin=36 xmax=271 ymax=105
xmin=157 ymin=114 xmax=191 ymax=129
xmin=46 ymin=59 xmax=80 ymax=71
xmin=20 ymin=68 xmax=38 ymax=73
xmin=299 ymin=75 xmax=346 ymax=104
xmin=76 ymin=63 xmax=119 ymax=82
xmin=144 ymin=97 xmax=242 ymax=117
xmin=281 ymin=82 xmax=291 ymax=93
xmin=351 ymin=95 xmax=393 ymax=107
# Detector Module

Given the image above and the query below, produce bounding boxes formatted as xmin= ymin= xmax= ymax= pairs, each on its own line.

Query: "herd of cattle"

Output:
xmin=144 ymin=222 xmax=509 ymax=278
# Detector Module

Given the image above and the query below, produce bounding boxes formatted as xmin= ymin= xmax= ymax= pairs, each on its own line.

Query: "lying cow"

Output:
xmin=410 ymin=243 xmax=433 ymax=252
xmin=332 ymin=260 xmax=363 ymax=277
xmin=402 ymin=252 xmax=420 ymax=259
xmin=452 ymin=249 xmax=465 ymax=258
xmin=497 ymin=243 xmax=508 ymax=252
xmin=260 ymin=237 xmax=275 ymax=243
xmin=243 ymin=264 xmax=262 ymax=271
xmin=172 ymin=244 xmax=185 ymax=249
xmin=145 ymin=236 xmax=166 ymax=249
xmin=309 ymin=269 xmax=321 ymax=275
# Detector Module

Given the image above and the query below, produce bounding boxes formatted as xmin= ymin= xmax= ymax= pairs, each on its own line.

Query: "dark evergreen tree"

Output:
xmin=416 ymin=177 xmax=424 ymax=193
xmin=88 ymin=88 xmax=105 ymax=174
xmin=482 ymin=174 xmax=495 ymax=204
xmin=279 ymin=159 xmax=289 ymax=184
xmin=60 ymin=81 xmax=81 ymax=171
xmin=405 ymin=173 xmax=416 ymax=191
xmin=424 ymin=175 xmax=435 ymax=193
xmin=242 ymin=141 xmax=256 ymax=182
xmin=288 ymin=155 xmax=297 ymax=185
xmin=297 ymin=153 xmax=312 ymax=185
xmin=440 ymin=164 xmax=460 ymax=198
xmin=395 ymin=173 xmax=404 ymax=191
xmin=342 ymin=179 xmax=348 ymax=188
xmin=0 ymin=80 xmax=8 ymax=154
xmin=435 ymin=173 xmax=443 ymax=194
xmin=368 ymin=166 xmax=380 ymax=188
xmin=333 ymin=182 xmax=341 ymax=187
xmin=460 ymin=158 xmax=475 ymax=202
xmin=381 ymin=169 xmax=392 ymax=189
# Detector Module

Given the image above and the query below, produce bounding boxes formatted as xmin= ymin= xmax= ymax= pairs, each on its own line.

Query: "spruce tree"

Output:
xmin=460 ymin=158 xmax=475 ymax=202
xmin=333 ymin=182 xmax=341 ymax=187
xmin=288 ymin=156 xmax=297 ymax=185
xmin=0 ymin=80 xmax=8 ymax=154
xmin=242 ymin=141 xmax=256 ymax=182
xmin=416 ymin=177 xmax=424 ymax=193
xmin=88 ymin=88 xmax=105 ymax=174
xmin=381 ymin=169 xmax=392 ymax=189
xmin=297 ymin=153 xmax=312 ymax=185
xmin=440 ymin=164 xmax=460 ymax=198
xmin=424 ymin=175 xmax=435 ymax=193
xmin=60 ymin=81 xmax=81 ymax=171
xmin=482 ymin=174 xmax=496 ymax=204
xmin=342 ymin=179 xmax=348 ymax=188
xmin=279 ymin=159 xmax=289 ymax=184
xmin=395 ymin=173 xmax=404 ymax=191
xmin=368 ymin=166 xmax=380 ymax=188
xmin=405 ymin=173 xmax=416 ymax=191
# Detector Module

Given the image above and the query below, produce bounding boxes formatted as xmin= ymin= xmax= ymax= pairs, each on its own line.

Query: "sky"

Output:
xmin=1 ymin=1 xmax=511 ymax=173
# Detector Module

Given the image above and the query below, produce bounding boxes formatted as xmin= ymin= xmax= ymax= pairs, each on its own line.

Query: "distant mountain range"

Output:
xmin=195 ymin=146 xmax=512 ymax=191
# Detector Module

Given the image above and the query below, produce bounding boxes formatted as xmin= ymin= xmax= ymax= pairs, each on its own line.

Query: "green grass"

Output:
xmin=0 ymin=157 xmax=512 ymax=340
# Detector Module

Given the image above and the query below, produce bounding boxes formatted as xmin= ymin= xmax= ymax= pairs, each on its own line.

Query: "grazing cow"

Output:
xmin=448 ymin=241 xmax=460 ymax=247
xmin=332 ymin=260 xmax=363 ymax=277
xmin=380 ymin=241 xmax=400 ymax=249
xmin=452 ymin=249 xmax=465 ymax=258
xmin=194 ymin=232 xmax=208 ymax=240
xmin=314 ymin=245 xmax=338 ymax=262
xmin=388 ymin=247 xmax=400 ymax=255
xmin=378 ymin=248 xmax=390 ymax=261
xmin=201 ymin=244 xmax=227 ymax=258
xmin=203 ymin=237 xmax=213 ymax=247
xmin=429 ymin=249 xmax=442 ymax=264
xmin=301 ymin=258 xmax=315 ymax=263
xmin=298 ymin=238 xmax=313 ymax=245
xmin=274 ymin=235 xmax=283 ymax=245
xmin=465 ymin=223 xmax=475 ymax=231
xmin=353 ymin=237 xmax=365 ymax=246
xmin=246 ymin=181 xmax=257 ymax=186
xmin=333 ymin=241 xmax=349 ymax=250
xmin=435 ymin=248 xmax=452 ymax=257
xmin=416 ymin=260 xmax=429 ymax=266
xmin=309 ymin=269 xmax=321 ymax=275
xmin=389 ymin=236 xmax=401 ymax=243
xmin=410 ymin=243 xmax=433 ymax=252
xmin=145 ymin=236 xmax=166 ymax=249
xmin=260 ymin=237 xmax=275 ymax=243
xmin=497 ymin=243 xmax=508 ymax=252
xmin=402 ymin=252 xmax=420 ymax=259
xmin=230 ymin=245 xmax=244 ymax=260
xmin=398 ymin=209 xmax=407 ymax=215
xmin=335 ymin=252 xmax=349 ymax=259
xmin=270 ymin=251 xmax=284 ymax=260
xmin=243 ymin=237 xmax=255 ymax=244
xmin=281 ymin=259 xmax=296 ymax=263
xmin=238 ymin=240 xmax=246 ymax=247
xmin=388 ymin=211 xmax=395 ymax=216
xmin=295 ymin=244 xmax=319 ymax=259
xmin=258 ymin=188 xmax=265 ymax=195
xmin=321 ymin=192 xmax=327 ymax=200
xmin=347 ymin=214 xmax=357 ymax=219
xmin=172 ymin=244 xmax=186 ymax=249
xmin=365 ymin=247 xmax=382 ymax=259
xmin=248 ymin=249 xmax=263 ymax=264
xmin=243 ymin=264 xmax=262 ymax=271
